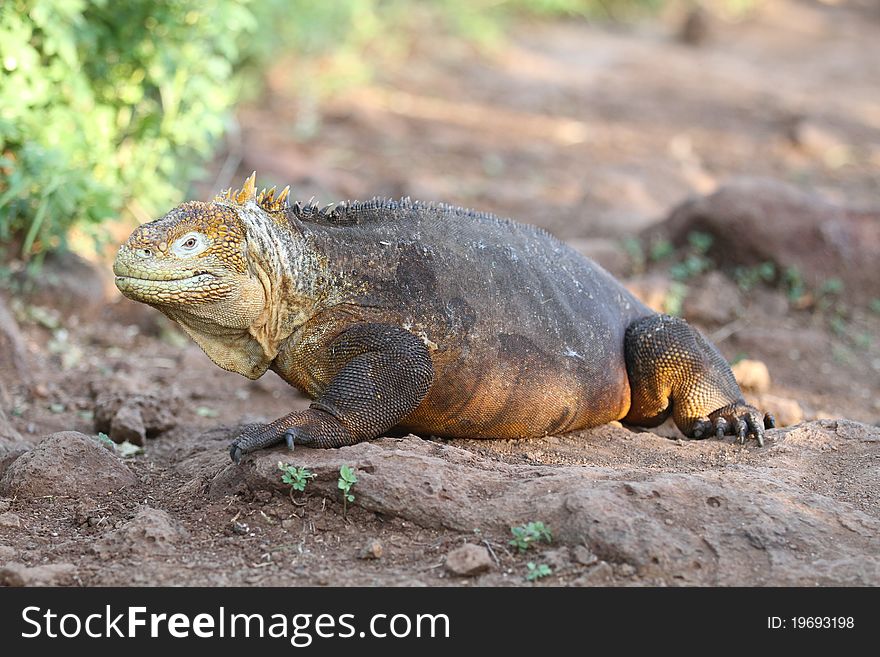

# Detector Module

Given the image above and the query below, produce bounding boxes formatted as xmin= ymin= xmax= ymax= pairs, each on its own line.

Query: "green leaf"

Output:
xmin=509 ymin=521 xmax=553 ymax=552
xmin=525 ymin=562 xmax=553 ymax=581
xmin=339 ymin=464 xmax=358 ymax=484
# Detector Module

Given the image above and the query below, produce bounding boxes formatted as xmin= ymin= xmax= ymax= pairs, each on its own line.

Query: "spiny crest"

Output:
xmin=210 ymin=172 xmax=513 ymax=230
xmin=212 ymin=172 xmax=291 ymax=212
xmin=256 ymin=185 xmax=291 ymax=212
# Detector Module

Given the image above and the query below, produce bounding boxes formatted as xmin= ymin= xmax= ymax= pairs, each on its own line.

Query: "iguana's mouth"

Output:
xmin=114 ymin=271 xmax=223 ymax=304
xmin=114 ymin=271 xmax=214 ymax=283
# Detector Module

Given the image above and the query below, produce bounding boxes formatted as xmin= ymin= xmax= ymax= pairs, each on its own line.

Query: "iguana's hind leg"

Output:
xmin=228 ymin=323 xmax=434 ymax=463
xmin=623 ymin=314 xmax=775 ymax=445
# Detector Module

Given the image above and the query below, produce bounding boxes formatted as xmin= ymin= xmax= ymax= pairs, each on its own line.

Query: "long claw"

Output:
xmin=745 ymin=414 xmax=764 ymax=447
xmin=734 ymin=418 xmax=747 ymax=444
xmin=285 ymin=428 xmax=315 ymax=448
xmin=706 ymin=403 xmax=773 ymax=447
xmin=229 ymin=443 xmax=242 ymax=464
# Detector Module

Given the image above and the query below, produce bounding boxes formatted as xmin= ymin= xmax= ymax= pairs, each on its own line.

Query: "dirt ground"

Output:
xmin=1 ymin=0 xmax=878 ymax=586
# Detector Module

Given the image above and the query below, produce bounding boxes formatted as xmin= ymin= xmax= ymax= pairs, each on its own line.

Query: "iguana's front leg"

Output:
xmin=228 ymin=323 xmax=434 ymax=463
xmin=623 ymin=314 xmax=775 ymax=445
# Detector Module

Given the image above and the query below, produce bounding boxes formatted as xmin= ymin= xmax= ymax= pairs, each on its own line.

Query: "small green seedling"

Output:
xmin=509 ymin=521 xmax=553 ymax=552
xmin=278 ymin=462 xmax=315 ymax=494
xmin=648 ymin=238 xmax=674 ymax=262
xmin=687 ymin=230 xmax=713 ymax=255
xmin=526 ymin=562 xmax=552 ymax=582
xmin=338 ymin=465 xmax=358 ymax=518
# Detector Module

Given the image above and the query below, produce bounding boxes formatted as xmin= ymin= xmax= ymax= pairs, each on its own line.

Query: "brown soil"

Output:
xmin=1 ymin=0 xmax=878 ymax=586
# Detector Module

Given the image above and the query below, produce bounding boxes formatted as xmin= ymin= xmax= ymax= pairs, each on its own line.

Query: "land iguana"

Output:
xmin=113 ymin=173 xmax=775 ymax=463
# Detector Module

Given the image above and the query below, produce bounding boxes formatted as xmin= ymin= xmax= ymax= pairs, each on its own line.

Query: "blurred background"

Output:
xmin=1 ymin=0 xmax=877 ymax=263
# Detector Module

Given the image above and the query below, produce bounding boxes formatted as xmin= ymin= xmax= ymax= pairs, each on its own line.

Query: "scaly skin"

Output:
xmin=114 ymin=173 xmax=774 ymax=463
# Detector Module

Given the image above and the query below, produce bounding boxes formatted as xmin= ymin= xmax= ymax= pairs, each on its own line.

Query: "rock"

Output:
xmin=0 ymin=512 xmax=22 ymax=528
xmin=0 ymin=562 xmax=77 ymax=587
xmin=0 ymin=432 xmax=137 ymax=497
xmin=213 ymin=420 xmax=880 ymax=585
xmin=93 ymin=507 xmax=187 ymax=556
xmin=358 ymin=538 xmax=384 ymax=560
xmin=682 ymin=271 xmax=741 ymax=325
xmin=753 ymin=393 xmax=804 ymax=427
xmin=617 ymin=563 xmax=637 ymax=577
xmin=542 ymin=547 xmax=571 ymax=572
xmin=110 ymin=403 xmax=147 ymax=446
xmin=651 ymin=179 xmax=880 ymax=303
xmin=732 ymin=359 xmax=772 ymax=393
xmin=0 ymin=545 xmax=15 ymax=563
xmin=573 ymin=561 xmax=615 ymax=586
xmin=572 ymin=545 xmax=598 ymax=567
xmin=94 ymin=391 xmax=178 ymax=442
xmin=445 ymin=544 xmax=493 ymax=576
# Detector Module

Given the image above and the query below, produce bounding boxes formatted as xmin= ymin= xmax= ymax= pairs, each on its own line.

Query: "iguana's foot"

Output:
xmin=227 ymin=412 xmax=350 ymax=464
xmin=228 ymin=430 xmax=298 ymax=464
xmin=690 ymin=404 xmax=775 ymax=446
xmin=227 ymin=323 xmax=433 ymax=463
xmin=624 ymin=315 xmax=776 ymax=448
xmin=228 ymin=421 xmax=288 ymax=464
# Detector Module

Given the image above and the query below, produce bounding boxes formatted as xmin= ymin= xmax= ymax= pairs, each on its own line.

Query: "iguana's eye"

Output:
xmin=172 ymin=232 xmax=209 ymax=257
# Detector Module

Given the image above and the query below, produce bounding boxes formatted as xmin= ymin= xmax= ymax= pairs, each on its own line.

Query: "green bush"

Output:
xmin=0 ymin=0 xmax=665 ymax=261
xmin=0 ymin=0 xmax=258 ymax=259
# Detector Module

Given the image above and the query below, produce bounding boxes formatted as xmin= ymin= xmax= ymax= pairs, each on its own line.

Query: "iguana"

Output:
xmin=114 ymin=173 xmax=774 ymax=463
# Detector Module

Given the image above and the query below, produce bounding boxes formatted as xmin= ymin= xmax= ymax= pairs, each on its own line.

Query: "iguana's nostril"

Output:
xmin=137 ymin=248 xmax=153 ymax=258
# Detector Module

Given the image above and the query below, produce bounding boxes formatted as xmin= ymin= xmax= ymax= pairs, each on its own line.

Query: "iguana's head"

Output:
xmin=114 ymin=200 xmax=251 ymax=309
xmin=114 ymin=173 xmax=304 ymax=378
